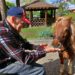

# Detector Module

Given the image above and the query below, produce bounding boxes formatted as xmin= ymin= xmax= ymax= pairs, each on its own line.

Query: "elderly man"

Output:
xmin=0 ymin=7 xmax=60 ymax=75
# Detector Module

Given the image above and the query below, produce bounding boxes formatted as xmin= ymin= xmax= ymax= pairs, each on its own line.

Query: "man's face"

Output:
xmin=13 ymin=17 xmax=24 ymax=32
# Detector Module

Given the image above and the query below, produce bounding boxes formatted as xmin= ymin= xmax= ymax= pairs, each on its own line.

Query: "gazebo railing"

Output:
xmin=31 ymin=17 xmax=45 ymax=26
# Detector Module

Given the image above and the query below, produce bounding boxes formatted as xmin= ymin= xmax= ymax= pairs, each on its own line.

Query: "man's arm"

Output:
xmin=0 ymin=35 xmax=46 ymax=64
xmin=0 ymin=26 xmax=46 ymax=64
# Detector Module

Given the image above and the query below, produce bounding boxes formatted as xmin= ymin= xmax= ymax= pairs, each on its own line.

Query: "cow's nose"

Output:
xmin=52 ymin=39 xmax=61 ymax=48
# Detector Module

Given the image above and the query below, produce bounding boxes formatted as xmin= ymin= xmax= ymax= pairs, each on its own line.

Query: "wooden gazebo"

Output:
xmin=23 ymin=1 xmax=58 ymax=27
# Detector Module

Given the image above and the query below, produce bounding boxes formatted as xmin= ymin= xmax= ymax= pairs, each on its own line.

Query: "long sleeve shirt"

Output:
xmin=0 ymin=20 xmax=46 ymax=64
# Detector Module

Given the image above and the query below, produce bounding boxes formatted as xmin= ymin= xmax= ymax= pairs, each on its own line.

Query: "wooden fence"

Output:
xmin=30 ymin=17 xmax=55 ymax=27
xmin=31 ymin=17 xmax=45 ymax=27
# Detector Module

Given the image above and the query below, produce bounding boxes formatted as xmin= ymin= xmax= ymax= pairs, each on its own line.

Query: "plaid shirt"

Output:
xmin=0 ymin=20 xmax=46 ymax=64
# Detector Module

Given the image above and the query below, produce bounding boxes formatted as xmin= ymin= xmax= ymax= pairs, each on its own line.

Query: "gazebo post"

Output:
xmin=29 ymin=11 xmax=33 ymax=27
xmin=54 ymin=9 xmax=56 ymax=20
xmin=51 ymin=9 xmax=52 ymax=17
xmin=45 ymin=10 xmax=47 ymax=26
xmin=51 ymin=9 xmax=56 ymax=22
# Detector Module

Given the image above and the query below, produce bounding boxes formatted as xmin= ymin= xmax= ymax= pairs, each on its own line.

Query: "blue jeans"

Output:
xmin=0 ymin=61 xmax=46 ymax=75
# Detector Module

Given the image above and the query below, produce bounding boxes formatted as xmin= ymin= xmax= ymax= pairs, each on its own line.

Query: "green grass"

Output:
xmin=65 ymin=12 xmax=75 ymax=21
xmin=69 ymin=13 xmax=75 ymax=21
xmin=20 ymin=26 xmax=54 ymax=40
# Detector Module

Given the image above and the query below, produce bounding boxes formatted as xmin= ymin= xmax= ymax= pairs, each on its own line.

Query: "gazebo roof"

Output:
xmin=23 ymin=1 xmax=58 ymax=11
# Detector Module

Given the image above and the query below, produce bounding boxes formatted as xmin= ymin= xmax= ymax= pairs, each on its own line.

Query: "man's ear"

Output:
xmin=11 ymin=16 xmax=15 ymax=23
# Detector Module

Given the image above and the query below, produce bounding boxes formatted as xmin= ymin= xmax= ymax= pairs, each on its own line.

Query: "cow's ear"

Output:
xmin=66 ymin=16 xmax=72 ymax=21
xmin=56 ymin=17 xmax=63 ymax=22
xmin=61 ymin=16 xmax=72 ymax=27
xmin=66 ymin=16 xmax=72 ymax=26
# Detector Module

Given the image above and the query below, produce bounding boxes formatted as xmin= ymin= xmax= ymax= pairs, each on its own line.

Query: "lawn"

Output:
xmin=20 ymin=26 xmax=54 ymax=40
xmin=66 ymin=12 xmax=75 ymax=21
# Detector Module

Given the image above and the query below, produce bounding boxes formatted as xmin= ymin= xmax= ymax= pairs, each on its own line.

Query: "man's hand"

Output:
xmin=39 ymin=43 xmax=60 ymax=53
xmin=44 ymin=46 xmax=61 ymax=53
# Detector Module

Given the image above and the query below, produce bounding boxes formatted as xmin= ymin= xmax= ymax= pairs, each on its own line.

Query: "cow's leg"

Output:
xmin=67 ymin=59 xmax=73 ymax=75
xmin=59 ymin=64 xmax=65 ymax=75
xmin=59 ymin=52 xmax=65 ymax=75
xmin=67 ymin=50 xmax=74 ymax=75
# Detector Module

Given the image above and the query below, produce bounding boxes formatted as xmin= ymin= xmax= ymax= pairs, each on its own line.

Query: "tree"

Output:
xmin=0 ymin=0 xmax=7 ymax=20
xmin=16 ymin=0 xmax=20 ymax=7
xmin=0 ymin=0 xmax=21 ymax=21
xmin=57 ymin=2 xmax=70 ymax=16
xmin=6 ymin=1 xmax=15 ymax=8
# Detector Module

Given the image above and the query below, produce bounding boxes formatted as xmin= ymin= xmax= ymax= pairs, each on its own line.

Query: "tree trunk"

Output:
xmin=16 ymin=0 xmax=20 ymax=7
xmin=0 ymin=0 xmax=7 ymax=20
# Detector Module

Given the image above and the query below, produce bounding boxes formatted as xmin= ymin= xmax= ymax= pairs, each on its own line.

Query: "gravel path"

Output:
xmin=28 ymin=38 xmax=75 ymax=75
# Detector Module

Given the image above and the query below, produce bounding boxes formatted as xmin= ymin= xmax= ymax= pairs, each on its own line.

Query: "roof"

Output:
xmin=23 ymin=1 xmax=58 ymax=11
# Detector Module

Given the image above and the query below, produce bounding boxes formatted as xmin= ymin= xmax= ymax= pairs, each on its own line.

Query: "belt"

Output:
xmin=0 ymin=57 xmax=16 ymax=69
